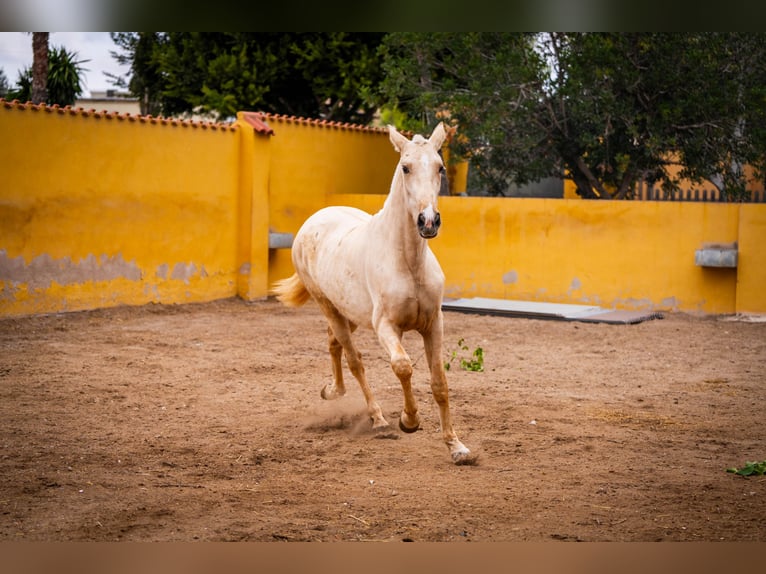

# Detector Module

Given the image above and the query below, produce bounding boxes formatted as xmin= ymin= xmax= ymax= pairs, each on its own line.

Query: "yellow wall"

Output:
xmin=1 ymin=102 xmax=241 ymax=315
xmin=434 ymin=198 xmax=741 ymax=314
xmin=330 ymin=194 xmax=758 ymax=314
xmin=2 ymin=101 xmax=765 ymax=317
xmin=736 ymin=204 xmax=766 ymax=314
xmin=235 ymin=114 xmax=272 ymax=301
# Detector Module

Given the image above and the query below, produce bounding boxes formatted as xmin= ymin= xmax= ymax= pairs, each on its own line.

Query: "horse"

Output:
xmin=272 ymin=122 xmax=474 ymax=465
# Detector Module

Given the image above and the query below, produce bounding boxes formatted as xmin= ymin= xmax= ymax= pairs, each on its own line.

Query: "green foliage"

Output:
xmin=444 ymin=338 xmax=484 ymax=372
xmin=6 ymin=69 xmax=31 ymax=101
xmin=380 ymin=32 xmax=554 ymax=196
xmin=108 ymin=32 xmax=766 ymax=198
xmin=111 ymin=32 xmax=386 ymax=123
xmin=6 ymin=44 xmax=87 ymax=106
xmin=0 ymin=68 xmax=9 ymax=98
xmin=726 ymin=460 xmax=766 ymax=477
xmin=45 ymin=45 xmax=88 ymax=105
xmin=376 ymin=105 xmax=423 ymax=133
xmin=108 ymin=32 xmax=165 ymax=116
xmin=379 ymin=32 xmax=766 ymax=200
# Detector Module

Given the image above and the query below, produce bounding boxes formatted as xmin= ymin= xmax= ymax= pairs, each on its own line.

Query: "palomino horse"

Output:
xmin=272 ymin=123 xmax=474 ymax=465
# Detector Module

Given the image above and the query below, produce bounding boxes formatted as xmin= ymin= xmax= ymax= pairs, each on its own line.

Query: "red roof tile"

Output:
xmin=0 ymin=98 xmax=238 ymax=132
xmin=253 ymin=112 xmax=389 ymax=134
xmin=2 ymin=98 xmax=409 ymax=136
xmin=239 ymin=111 xmax=275 ymax=135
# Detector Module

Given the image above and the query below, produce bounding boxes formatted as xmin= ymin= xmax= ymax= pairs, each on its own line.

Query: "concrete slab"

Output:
xmin=442 ymin=297 xmax=663 ymax=325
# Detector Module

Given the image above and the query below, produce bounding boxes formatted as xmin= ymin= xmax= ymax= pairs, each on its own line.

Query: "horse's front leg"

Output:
xmin=375 ymin=320 xmax=421 ymax=433
xmin=421 ymin=311 xmax=475 ymax=465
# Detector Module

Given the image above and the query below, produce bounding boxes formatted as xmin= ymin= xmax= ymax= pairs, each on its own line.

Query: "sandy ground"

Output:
xmin=1 ymin=297 xmax=764 ymax=542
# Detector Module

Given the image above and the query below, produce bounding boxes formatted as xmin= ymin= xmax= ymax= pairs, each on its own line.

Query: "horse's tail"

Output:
xmin=271 ymin=273 xmax=311 ymax=308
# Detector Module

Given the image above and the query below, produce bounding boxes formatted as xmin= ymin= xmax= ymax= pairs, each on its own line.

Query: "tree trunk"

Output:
xmin=32 ymin=32 xmax=49 ymax=105
xmin=615 ymin=166 xmax=638 ymax=199
xmin=415 ymin=45 xmax=434 ymax=127
xmin=570 ymin=169 xmax=598 ymax=199
xmin=574 ymin=156 xmax=612 ymax=199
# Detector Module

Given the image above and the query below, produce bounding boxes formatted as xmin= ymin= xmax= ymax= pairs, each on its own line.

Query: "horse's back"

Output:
xmin=299 ymin=206 xmax=370 ymax=235
xmin=291 ymin=206 xmax=375 ymax=324
xmin=294 ymin=206 xmax=371 ymax=258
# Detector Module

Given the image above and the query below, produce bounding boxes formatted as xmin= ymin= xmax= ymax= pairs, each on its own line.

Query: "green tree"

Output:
xmin=110 ymin=32 xmax=386 ymax=123
xmin=108 ymin=32 xmax=164 ymax=116
xmin=380 ymin=32 xmax=766 ymax=200
xmin=7 ymin=44 xmax=87 ymax=106
xmin=45 ymin=45 xmax=88 ymax=105
xmin=0 ymin=68 xmax=9 ymax=98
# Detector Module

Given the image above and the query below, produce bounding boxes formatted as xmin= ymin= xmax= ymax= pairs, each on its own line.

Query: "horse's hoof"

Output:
xmin=320 ymin=385 xmax=344 ymax=400
xmin=371 ymin=420 xmax=391 ymax=433
xmin=372 ymin=421 xmax=398 ymax=440
xmin=451 ymin=449 xmax=478 ymax=466
xmin=398 ymin=416 xmax=420 ymax=434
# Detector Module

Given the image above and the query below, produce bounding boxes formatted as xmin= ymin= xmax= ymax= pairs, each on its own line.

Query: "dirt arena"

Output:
xmin=1 ymin=297 xmax=764 ymax=542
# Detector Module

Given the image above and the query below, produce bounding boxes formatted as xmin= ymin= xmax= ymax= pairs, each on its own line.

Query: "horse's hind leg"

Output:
xmin=321 ymin=308 xmax=389 ymax=429
xmin=321 ymin=326 xmax=346 ymax=400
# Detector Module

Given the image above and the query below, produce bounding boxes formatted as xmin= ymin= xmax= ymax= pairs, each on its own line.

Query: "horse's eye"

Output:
xmin=439 ymin=166 xmax=446 ymax=175
xmin=402 ymin=165 xmax=410 ymax=175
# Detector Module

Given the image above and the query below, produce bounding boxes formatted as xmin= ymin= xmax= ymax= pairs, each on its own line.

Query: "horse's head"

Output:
xmin=389 ymin=123 xmax=449 ymax=239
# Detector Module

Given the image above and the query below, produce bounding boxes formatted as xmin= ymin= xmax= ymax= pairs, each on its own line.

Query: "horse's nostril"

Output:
xmin=434 ymin=212 xmax=441 ymax=227
xmin=417 ymin=213 xmax=426 ymax=226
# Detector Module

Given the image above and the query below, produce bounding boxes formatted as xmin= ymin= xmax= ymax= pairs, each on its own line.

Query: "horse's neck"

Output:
xmin=375 ymin=174 xmax=428 ymax=269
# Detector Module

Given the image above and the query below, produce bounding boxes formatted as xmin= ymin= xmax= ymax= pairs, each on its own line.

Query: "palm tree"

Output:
xmin=7 ymin=43 xmax=88 ymax=106
xmin=46 ymin=46 xmax=88 ymax=104
xmin=32 ymin=32 xmax=49 ymax=104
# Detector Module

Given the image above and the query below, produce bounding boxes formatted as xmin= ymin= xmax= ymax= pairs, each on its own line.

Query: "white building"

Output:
xmin=75 ymin=89 xmax=140 ymax=115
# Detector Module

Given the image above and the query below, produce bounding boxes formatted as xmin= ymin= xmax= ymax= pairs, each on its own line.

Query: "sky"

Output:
xmin=0 ymin=32 xmax=130 ymax=96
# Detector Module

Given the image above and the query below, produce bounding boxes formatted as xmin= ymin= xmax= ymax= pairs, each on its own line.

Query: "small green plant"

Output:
xmin=726 ymin=460 xmax=766 ymax=476
xmin=444 ymin=338 xmax=484 ymax=372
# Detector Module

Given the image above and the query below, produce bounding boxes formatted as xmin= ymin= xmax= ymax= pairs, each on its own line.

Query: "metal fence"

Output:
xmin=634 ymin=184 xmax=766 ymax=203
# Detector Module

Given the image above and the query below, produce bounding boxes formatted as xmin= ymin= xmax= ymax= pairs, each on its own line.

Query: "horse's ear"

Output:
xmin=388 ymin=125 xmax=410 ymax=153
xmin=429 ymin=122 xmax=447 ymax=150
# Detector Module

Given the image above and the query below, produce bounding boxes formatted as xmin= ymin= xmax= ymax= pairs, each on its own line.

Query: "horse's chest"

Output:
xmin=382 ymin=285 xmax=438 ymax=329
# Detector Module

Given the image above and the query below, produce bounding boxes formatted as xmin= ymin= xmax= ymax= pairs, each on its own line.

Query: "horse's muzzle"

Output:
xmin=417 ymin=211 xmax=441 ymax=238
